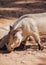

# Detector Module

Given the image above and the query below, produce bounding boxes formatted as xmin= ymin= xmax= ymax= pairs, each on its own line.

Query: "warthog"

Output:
xmin=12 ymin=13 xmax=46 ymax=50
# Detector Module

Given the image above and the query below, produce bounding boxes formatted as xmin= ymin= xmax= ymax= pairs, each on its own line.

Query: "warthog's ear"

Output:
xmin=10 ymin=26 xmax=14 ymax=31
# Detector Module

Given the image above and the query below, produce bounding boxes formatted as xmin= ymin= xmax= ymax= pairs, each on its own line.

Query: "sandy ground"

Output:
xmin=0 ymin=0 xmax=46 ymax=65
xmin=0 ymin=45 xmax=46 ymax=65
xmin=0 ymin=15 xmax=46 ymax=65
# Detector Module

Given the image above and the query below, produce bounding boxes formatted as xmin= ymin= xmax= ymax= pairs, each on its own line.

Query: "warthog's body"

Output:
xmin=12 ymin=13 xmax=46 ymax=50
xmin=13 ymin=13 xmax=46 ymax=35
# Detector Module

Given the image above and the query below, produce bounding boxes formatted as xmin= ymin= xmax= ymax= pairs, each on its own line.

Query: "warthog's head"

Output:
xmin=6 ymin=26 xmax=31 ymax=52
xmin=6 ymin=26 xmax=21 ymax=52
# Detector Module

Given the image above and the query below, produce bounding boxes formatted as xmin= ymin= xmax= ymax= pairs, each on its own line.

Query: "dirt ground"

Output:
xmin=0 ymin=42 xmax=46 ymax=65
xmin=0 ymin=0 xmax=46 ymax=65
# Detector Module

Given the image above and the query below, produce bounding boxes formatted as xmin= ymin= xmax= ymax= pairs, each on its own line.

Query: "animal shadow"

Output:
xmin=0 ymin=44 xmax=38 ymax=54
xmin=0 ymin=36 xmax=46 ymax=54
xmin=14 ymin=44 xmax=38 ymax=51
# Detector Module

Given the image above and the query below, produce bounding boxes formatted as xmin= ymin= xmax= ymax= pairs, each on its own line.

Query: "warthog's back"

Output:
xmin=32 ymin=14 xmax=46 ymax=35
xmin=13 ymin=13 xmax=46 ymax=35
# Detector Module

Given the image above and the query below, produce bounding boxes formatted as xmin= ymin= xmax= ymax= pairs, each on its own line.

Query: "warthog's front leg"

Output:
xmin=32 ymin=32 xmax=44 ymax=50
xmin=29 ymin=20 xmax=44 ymax=50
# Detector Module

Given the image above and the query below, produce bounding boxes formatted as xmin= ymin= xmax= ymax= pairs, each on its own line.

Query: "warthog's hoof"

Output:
xmin=38 ymin=44 xmax=44 ymax=50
